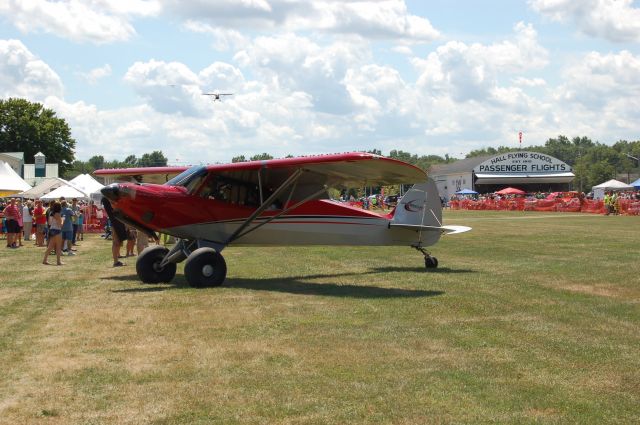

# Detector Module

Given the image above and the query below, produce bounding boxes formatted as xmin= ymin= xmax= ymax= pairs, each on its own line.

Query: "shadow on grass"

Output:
xmin=226 ymin=277 xmax=443 ymax=298
xmin=371 ymin=266 xmax=476 ymax=274
xmin=107 ymin=270 xmax=446 ymax=298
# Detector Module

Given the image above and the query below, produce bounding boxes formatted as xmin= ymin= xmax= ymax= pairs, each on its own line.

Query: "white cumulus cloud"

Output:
xmin=0 ymin=0 xmax=161 ymax=44
xmin=0 ymin=39 xmax=63 ymax=100
xmin=79 ymin=64 xmax=112 ymax=84
xmin=413 ymin=22 xmax=548 ymax=103
xmin=530 ymin=0 xmax=640 ymax=42
xmin=167 ymin=0 xmax=440 ymax=43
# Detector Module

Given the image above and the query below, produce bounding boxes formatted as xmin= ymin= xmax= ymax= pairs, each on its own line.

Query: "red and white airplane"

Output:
xmin=95 ymin=152 xmax=470 ymax=288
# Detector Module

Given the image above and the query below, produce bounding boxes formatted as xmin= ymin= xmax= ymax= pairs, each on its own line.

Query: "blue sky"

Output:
xmin=1 ymin=0 xmax=639 ymax=165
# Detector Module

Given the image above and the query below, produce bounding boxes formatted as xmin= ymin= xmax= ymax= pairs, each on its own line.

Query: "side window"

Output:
xmin=198 ymin=174 xmax=260 ymax=206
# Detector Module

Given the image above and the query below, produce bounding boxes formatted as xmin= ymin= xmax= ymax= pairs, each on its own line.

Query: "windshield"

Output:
xmin=165 ymin=166 xmax=207 ymax=189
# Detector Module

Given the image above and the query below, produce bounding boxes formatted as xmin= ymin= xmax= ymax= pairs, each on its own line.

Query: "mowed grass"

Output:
xmin=0 ymin=210 xmax=638 ymax=424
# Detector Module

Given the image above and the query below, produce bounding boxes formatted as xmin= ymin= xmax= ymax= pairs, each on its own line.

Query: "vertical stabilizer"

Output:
xmin=390 ymin=178 xmax=443 ymax=247
xmin=392 ymin=178 xmax=442 ymax=227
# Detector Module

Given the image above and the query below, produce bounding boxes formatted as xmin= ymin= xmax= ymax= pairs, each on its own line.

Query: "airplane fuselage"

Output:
xmin=102 ymin=182 xmax=439 ymax=248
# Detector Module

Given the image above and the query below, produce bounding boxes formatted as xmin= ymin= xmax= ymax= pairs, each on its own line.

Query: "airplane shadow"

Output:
xmin=224 ymin=278 xmax=443 ymax=299
xmin=370 ymin=266 xmax=476 ymax=274
xmin=107 ymin=265 xmax=475 ymax=298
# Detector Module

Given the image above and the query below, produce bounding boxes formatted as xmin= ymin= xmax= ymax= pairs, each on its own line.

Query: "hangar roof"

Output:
xmin=429 ymin=155 xmax=493 ymax=176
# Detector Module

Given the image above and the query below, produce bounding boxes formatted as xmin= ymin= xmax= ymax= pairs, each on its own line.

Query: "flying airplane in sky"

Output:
xmin=202 ymin=92 xmax=233 ymax=101
xmin=95 ymin=152 xmax=470 ymax=288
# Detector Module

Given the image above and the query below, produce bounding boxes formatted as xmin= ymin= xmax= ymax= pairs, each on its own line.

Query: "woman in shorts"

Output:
xmin=43 ymin=201 xmax=64 ymax=265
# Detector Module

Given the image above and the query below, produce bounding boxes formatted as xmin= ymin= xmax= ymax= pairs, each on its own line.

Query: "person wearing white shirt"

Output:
xmin=23 ymin=201 xmax=33 ymax=241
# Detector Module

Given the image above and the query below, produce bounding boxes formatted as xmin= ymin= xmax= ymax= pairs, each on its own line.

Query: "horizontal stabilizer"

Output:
xmin=390 ymin=223 xmax=472 ymax=235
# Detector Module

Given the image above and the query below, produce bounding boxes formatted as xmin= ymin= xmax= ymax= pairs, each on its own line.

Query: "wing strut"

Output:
xmin=224 ymin=169 xmax=303 ymax=245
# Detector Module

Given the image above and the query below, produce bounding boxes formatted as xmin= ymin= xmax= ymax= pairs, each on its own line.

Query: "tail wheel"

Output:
xmin=136 ymin=245 xmax=177 ymax=283
xmin=425 ymin=256 xmax=438 ymax=269
xmin=184 ymin=247 xmax=227 ymax=288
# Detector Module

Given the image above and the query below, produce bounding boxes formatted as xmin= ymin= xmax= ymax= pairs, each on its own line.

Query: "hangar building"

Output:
xmin=429 ymin=151 xmax=575 ymax=200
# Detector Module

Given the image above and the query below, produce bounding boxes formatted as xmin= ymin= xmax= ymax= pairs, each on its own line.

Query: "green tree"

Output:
xmin=124 ymin=155 xmax=137 ymax=166
xmin=249 ymin=153 xmax=274 ymax=161
xmin=88 ymin=155 xmax=105 ymax=170
xmin=231 ymin=155 xmax=247 ymax=163
xmin=66 ymin=160 xmax=94 ymax=179
xmin=0 ymin=98 xmax=76 ymax=174
xmin=138 ymin=151 xmax=168 ymax=167
xmin=466 ymin=146 xmax=516 ymax=158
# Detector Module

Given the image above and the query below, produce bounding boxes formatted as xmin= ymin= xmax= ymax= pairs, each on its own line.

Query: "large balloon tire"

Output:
xmin=136 ymin=245 xmax=177 ymax=283
xmin=184 ymin=247 xmax=227 ymax=288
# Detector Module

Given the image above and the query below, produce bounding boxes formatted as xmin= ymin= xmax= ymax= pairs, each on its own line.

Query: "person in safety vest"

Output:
xmin=611 ymin=191 xmax=619 ymax=215
xmin=604 ymin=191 xmax=612 ymax=215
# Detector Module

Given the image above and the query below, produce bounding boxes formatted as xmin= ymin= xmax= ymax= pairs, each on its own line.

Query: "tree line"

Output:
xmin=1 ymin=98 xmax=638 ymax=190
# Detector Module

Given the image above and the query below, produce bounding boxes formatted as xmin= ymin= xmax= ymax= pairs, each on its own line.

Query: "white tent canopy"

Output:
xmin=69 ymin=173 xmax=103 ymax=194
xmin=38 ymin=174 xmax=104 ymax=201
xmin=592 ymin=179 xmax=634 ymax=190
xmin=40 ymin=184 xmax=88 ymax=201
xmin=18 ymin=177 xmax=68 ymax=199
xmin=0 ymin=161 xmax=31 ymax=195
xmin=592 ymin=179 xmax=634 ymax=199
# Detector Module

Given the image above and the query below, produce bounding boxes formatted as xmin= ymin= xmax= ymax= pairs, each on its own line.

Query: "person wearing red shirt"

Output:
xmin=33 ymin=199 xmax=47 ymax=247
xmin=3 ymin=198 xmax=20 ymax=248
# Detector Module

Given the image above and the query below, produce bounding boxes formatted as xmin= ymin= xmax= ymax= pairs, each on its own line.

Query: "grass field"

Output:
xmin=0 ymin=210 xmax=638 ymax=424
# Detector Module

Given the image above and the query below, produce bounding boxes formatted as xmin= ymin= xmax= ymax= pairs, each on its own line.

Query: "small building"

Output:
xmin=0 ymin=151 xmax=59 ymax=186
xmin=0 ymin=152 xmax=24 ymax=175
xmin=430 ymin=151 xmax=575 ymax=199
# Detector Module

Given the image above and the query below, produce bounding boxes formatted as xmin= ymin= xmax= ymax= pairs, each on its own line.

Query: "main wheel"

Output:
xmin=184 ymin=247 xmax=227 ymax=288
xmin=425 ymin=256 xmax=438 ymax=269
xmin=136 ymin=245 xmax=177 ymax=283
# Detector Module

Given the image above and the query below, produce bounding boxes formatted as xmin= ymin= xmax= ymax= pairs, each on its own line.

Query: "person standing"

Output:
xmin=76 ymin=204 xmax=84 ymax=241
xmin=71 ymin=198 xmax=80 ymax=245
xmin=16 ymin=199 xmax=24 ymax=246
xmin=125 ymin=225 xmax=137 ymax=257
xmin=60 ymin=200 xmax=76 ymax=256
xmin=101 ymin=198 xmax=127 ymax=267
xmin=136 ymin=231 xmax=150 ymax=256
xmin=33 ymin=200 xmax=47 ymax=247
xmin=43 ymin=201 xmax=64 ymax=265
xmin=4 ymin=198 xmax=20 ymax=248
xmin=604 ymin=191 xmax=612 ymax=215
xmin=22 ymin=201 xmax=33 ymax=241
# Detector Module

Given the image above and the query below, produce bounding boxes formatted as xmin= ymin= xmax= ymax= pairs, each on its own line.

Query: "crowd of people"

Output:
xmin=448 ymin=189 xmax=640 ymax=215
xmin=0 ymin=196 xmax=155 ymax=267
xmin=1 ymin=197 xmax=84 ymax=265
xmin=448 ymin=190 xmax=640 ymax=203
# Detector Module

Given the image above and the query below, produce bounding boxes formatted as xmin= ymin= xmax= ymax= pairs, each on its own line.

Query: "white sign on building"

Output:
xmin=474 ymin=152 xmax=571 ymax=174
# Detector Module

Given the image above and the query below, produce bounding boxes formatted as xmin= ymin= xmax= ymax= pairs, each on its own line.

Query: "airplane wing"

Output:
xmin=204 ymin=152 xmax=427 ymax=188
xmin=94 ymin=152 xmax=427 ymax=189
xmin=94 ymin=166 xmax=188 ymax=184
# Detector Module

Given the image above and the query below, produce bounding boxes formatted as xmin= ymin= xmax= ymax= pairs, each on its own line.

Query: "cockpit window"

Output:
xmin=165 ymin=166 xmax=207 ymax=191
xmin=197 ymin=174 xmax=261 ymax=207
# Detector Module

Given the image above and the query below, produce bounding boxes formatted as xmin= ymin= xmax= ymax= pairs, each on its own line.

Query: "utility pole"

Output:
xmin=626 ymin=153 xmax=639 ymax=184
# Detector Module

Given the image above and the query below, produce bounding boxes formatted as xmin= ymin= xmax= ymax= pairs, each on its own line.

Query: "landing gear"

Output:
xmin=184 ymin=247 xmax=227 ymax=288
xmin=412 ymin=244 xmax=438 ymax=270
xmin=136 ymin=246 xmax=177 ymax=283
xmin=135 ymin=240 xmax=227 ymax=288
xmin=425 ymin=256 xmax=438 ymax=269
